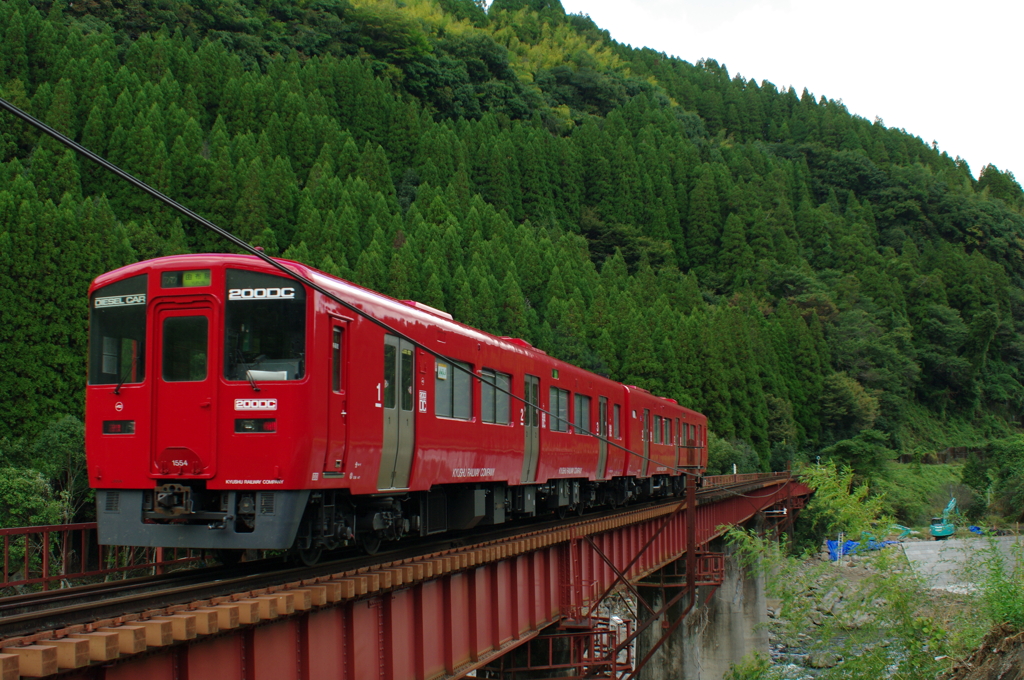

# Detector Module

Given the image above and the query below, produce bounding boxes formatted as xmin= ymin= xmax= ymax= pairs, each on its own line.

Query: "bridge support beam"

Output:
xmin=636 ymin=538 xmax=767 ymax=680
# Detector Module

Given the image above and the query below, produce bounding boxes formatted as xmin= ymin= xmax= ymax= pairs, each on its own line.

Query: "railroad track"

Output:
xmin=0 ymin=476 xmax=790 ymax=644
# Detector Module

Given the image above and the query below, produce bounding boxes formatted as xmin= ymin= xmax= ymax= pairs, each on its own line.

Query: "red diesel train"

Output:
xmin=87 ymin=254 xmax=707 ymax=561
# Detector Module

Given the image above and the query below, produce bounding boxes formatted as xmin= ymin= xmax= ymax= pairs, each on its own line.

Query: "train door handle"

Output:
xmin=341 ymin=411 xmax=347 ymax=416
xmin=200 ymin=401 xmax=211 ymax=408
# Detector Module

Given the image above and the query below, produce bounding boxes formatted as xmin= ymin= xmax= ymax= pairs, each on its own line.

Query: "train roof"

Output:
xmin=91 ymin=253 xmax=699 ymax=410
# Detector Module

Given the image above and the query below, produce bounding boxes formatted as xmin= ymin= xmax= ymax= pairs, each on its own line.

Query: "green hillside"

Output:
xmin=2 ymin=0 xmax=1023 ymax=511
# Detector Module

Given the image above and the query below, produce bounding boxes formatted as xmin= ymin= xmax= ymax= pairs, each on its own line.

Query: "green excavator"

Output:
xmin=929 ymin=497 xmax=957 ymax=540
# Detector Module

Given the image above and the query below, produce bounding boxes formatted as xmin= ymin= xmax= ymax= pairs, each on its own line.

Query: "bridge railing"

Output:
xmin=701 ymin=470 xmax=791 ymax=488
xmin=0 ymin=522 xmax=202 ymax=593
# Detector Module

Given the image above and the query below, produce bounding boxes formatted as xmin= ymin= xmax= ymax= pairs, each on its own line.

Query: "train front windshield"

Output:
xmin=223 ymin=269 xmax=307 ymax=381
xmin=89 ymin=274 xmax=148 ymax=385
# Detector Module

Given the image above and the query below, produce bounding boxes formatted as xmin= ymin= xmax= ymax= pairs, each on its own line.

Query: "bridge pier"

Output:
xmin=636 ymin=538 xmax=767 ymax=680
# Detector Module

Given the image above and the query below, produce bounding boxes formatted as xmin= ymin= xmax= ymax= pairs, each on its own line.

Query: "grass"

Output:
xmin=871 ymin=462 xmax=971 ymax=526
xmin=895 ymin=402 xmax=1014 ymax=451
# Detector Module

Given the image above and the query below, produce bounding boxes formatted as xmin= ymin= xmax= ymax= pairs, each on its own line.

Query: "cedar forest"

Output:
xmin=1 ymin=0 xmax=1023 ymax=528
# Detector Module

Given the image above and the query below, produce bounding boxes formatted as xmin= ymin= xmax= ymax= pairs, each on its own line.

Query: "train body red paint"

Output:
xmin=86 ymin=255 xmax=707 ymax=555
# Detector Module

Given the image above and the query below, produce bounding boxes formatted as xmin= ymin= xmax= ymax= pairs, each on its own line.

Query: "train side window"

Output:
xmin=613 ymin=404 xmax=621 ymax=438
xmin=401 ymin=348 xmax=414 ymax=412
xmin=435 ymin=360 xmax=472 ymax=419
xmin=549 ymin=387 xmax=569 ymax=432
xmin=384 ymin=344 xmax=397 ymax=409
xmin=332 ymin=327 xmax=343 ymax=392
xmin=481 ymin=370 xmax=495 ymax=423
xmin=497 ymin=373 xmax=510 ymax=424
xmin=573 ymin=394 xmax=591 ymax=434
xmin=454 ymin=362 xmax=472 ymax=419
xmin=530 ymin=377 xmax=540 ymax=427
xmin=654 ymin=416 xmax=662 ymax=444
xmin=664 ymin=418 xmax=671 ymax=445
xmin=481 ymin=369 xmax=511 ymax=424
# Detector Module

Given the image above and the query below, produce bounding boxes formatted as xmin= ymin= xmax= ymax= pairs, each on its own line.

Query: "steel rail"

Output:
xmin=0 ymin=557 xmax=281 ymax=618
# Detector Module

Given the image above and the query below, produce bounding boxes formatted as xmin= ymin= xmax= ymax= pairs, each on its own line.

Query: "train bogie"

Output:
xmin=86 ymin=255 xmax=708 ymax=556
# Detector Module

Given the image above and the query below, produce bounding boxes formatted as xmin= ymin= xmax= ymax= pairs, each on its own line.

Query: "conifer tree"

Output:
xmin=719 ymin=213 xmax=755 ymax=290
xmin=686 ymin=167 xmax=721 ymax=268
xmin=499 ymin=271 xmax=529 ymax=340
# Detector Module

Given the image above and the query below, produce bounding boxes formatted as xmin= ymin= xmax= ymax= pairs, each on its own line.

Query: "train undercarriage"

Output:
xmin=97 ymin=475 xmax=698 ymax=566
xmin=283 ymin=474 xmax=693 ymax=564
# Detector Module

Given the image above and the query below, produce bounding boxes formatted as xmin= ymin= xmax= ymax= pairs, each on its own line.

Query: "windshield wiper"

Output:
xmin=234 ymin=349 xmax=261 ymax=392
xmin=113 ymin=357 xmax=138 ymax=395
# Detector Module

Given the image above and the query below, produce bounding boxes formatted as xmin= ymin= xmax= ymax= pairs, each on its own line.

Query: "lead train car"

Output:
xmin=87 ymin=255 xmax=708 ymax=555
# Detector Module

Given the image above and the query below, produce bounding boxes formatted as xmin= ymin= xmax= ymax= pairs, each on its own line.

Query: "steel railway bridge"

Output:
xmin=0 ymin=472 xmax=809 ymax=680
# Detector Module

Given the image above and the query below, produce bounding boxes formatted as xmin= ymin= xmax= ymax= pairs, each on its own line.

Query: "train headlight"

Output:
xmin=235 ymin=418 xmax=277 ymax=433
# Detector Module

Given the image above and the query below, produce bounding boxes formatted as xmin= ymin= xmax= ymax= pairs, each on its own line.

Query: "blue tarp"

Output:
xmin=969 ymin=525 xmax=983 ymax=534
xmin=826 ymin=539 xmax=900 ymax=561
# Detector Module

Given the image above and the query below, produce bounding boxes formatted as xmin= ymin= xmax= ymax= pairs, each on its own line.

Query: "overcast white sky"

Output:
xmin=558 ymin=0 xmax=1023 ymax=180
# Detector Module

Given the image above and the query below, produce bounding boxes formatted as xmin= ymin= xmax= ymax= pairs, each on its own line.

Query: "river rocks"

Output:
xmin=820 ymin=587 xmax=842 ymax=613
xmin=839 ymin=610 xmax=873 ymax=630
xmin=805 ymin=651 xmax=842 ymax=668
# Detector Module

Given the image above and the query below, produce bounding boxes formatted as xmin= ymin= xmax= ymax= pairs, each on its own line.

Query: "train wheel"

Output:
xmin=296 ymin=546 xmax=323 ymax=567
xmin=360 ymin=533 xmax=382 ymax=555
xmin=556 ymin=506 xmax=568 ymax=520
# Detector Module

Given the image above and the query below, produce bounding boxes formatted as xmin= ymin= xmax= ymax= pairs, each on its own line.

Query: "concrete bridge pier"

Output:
xmin=636 ymin=538 xmax=767 ymax=680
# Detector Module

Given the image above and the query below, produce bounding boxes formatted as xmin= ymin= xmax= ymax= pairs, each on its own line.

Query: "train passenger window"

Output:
xmin=224 ymin=269 xmax=306 ymax=381
xmin=549 ymin=387 xmax=569 ymax=432
xmin=481 ymin=369 xmax=511 ymax=425
xmin=613 ymin=404 xmax=621 ymax=438
xmin=401 ymin=348 xmax=414 ymax=412
xmin=332 ymin=328 xmax=343 ymax=392
xmin=89 ymin=274 xmax=147 ymax=385
xmin=454 ymin=363 xmax=471 ymax=419
xmin=162 ymin=316 xmax=208 ymax=382
xmin=496 ymin=373 xmax=511 ymax=423
xmin=654 ymin=416 xmax=662 ymax=444
xmin=573 ymin=394 xmax=591 ymax=434
xmin=384 ymin=344 xmax=397 ymax=409
xmin=436 ymin=360 xmax=472 ymax=419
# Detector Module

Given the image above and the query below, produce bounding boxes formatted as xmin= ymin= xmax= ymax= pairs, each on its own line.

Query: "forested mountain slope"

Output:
xmin=2 ymin=0 xmax=1023 ymax=496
